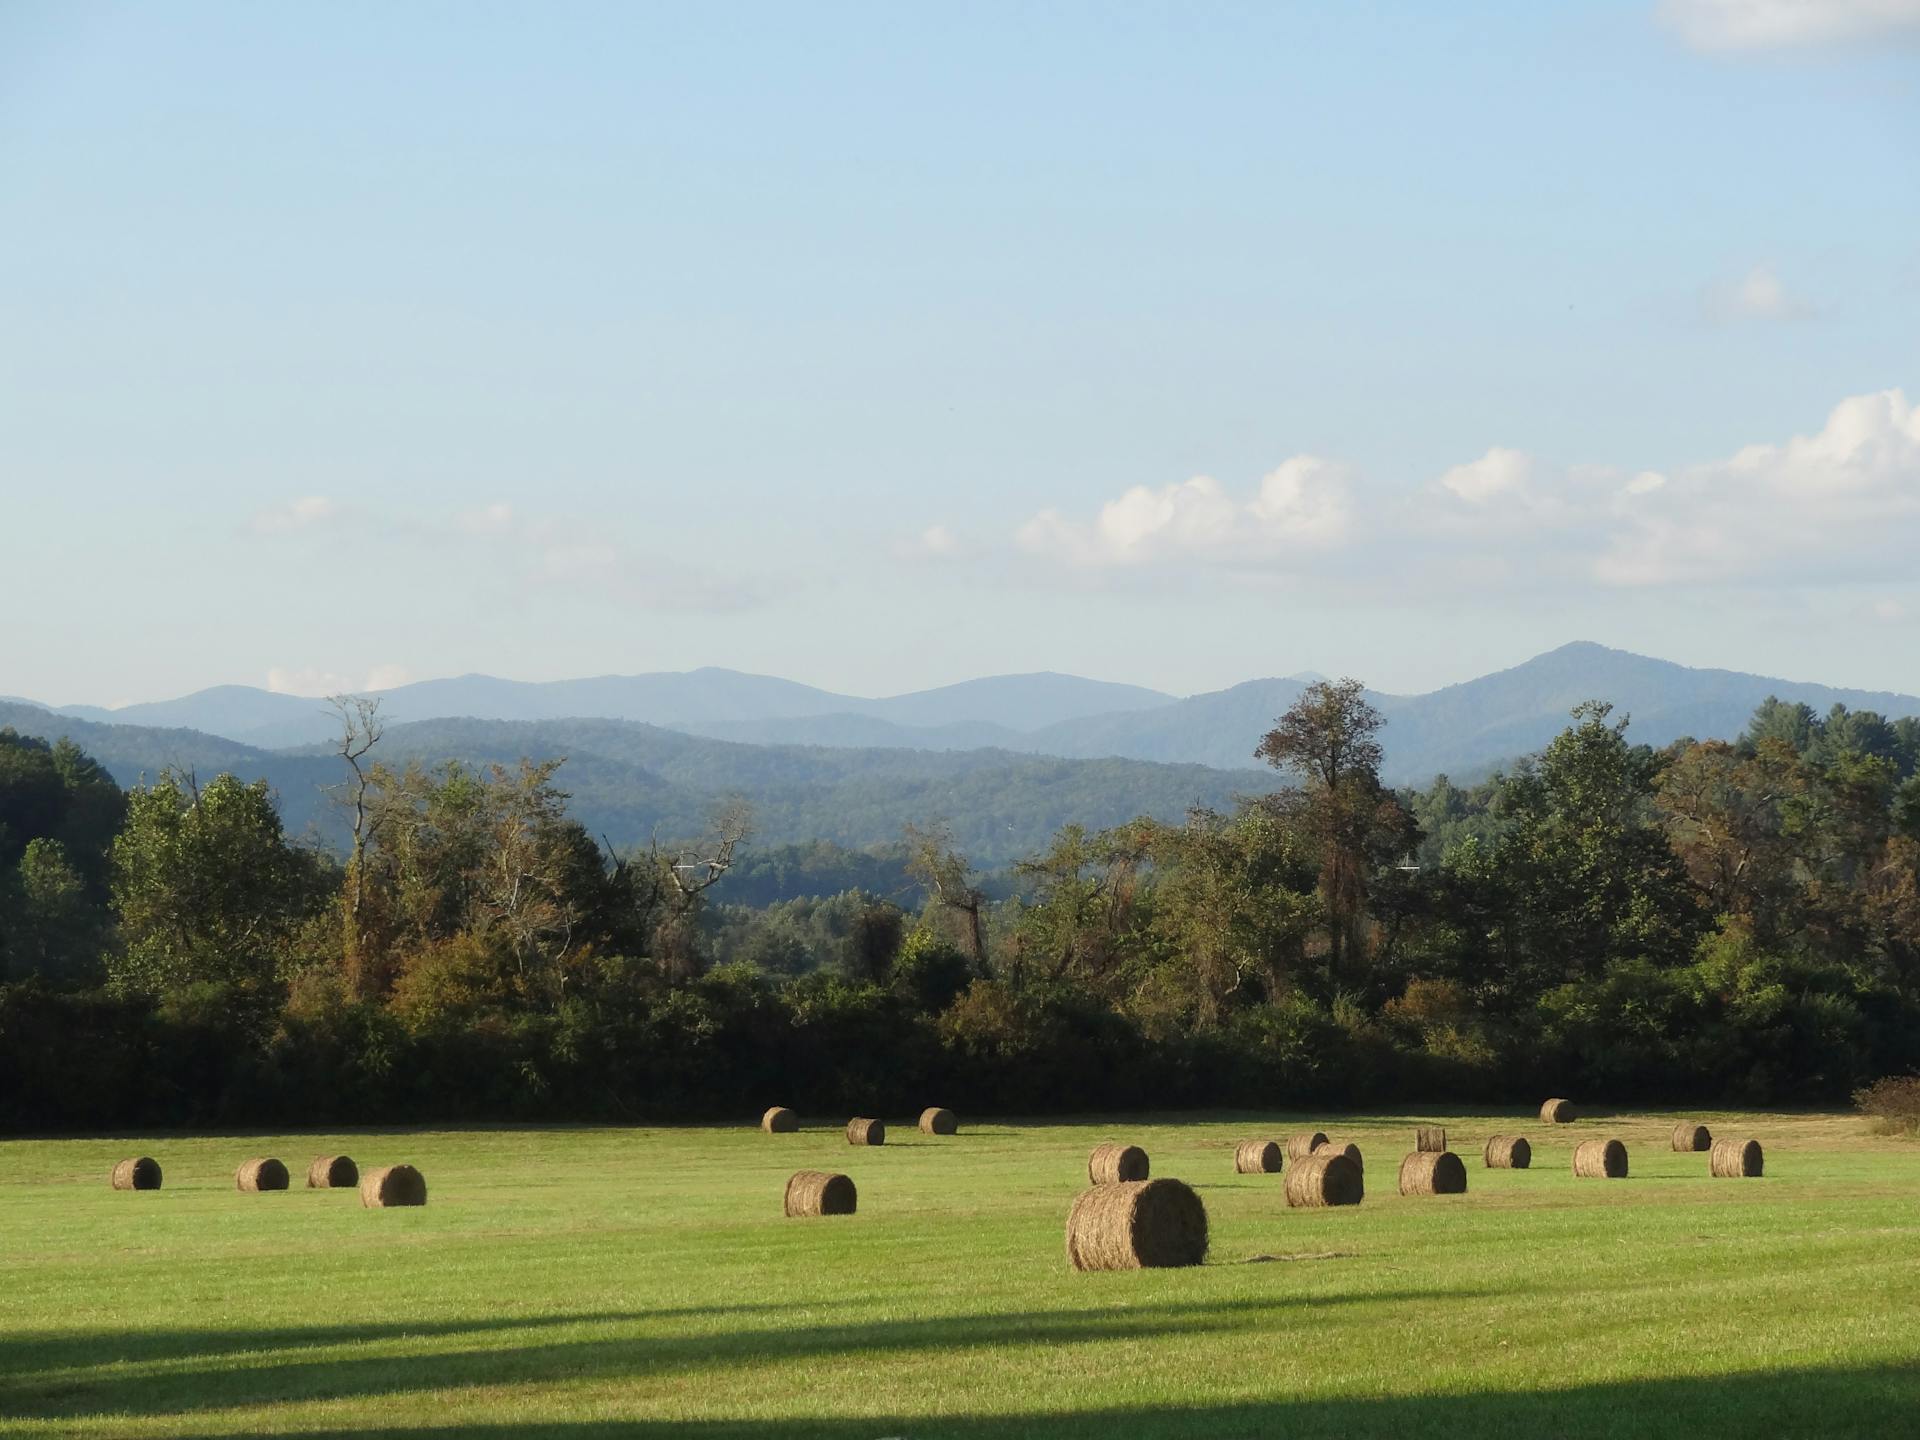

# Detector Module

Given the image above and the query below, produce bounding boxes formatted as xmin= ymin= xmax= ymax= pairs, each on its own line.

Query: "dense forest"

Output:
xmin=3 ymin=682 xmax=1918 ymax=1131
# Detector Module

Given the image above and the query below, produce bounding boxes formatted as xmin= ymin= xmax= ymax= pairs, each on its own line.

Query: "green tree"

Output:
xmin=1255 ymin=679 xmax=1418 ymax=984
xmin=110 ymin=771 xmax=331 ymax=1000
xmin=1479 ymin=702 xmax=1703 ymax=994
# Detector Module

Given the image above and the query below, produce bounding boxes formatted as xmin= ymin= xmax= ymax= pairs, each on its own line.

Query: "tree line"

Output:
xmin=2 ymin=683 xmax=1917 ymax=1131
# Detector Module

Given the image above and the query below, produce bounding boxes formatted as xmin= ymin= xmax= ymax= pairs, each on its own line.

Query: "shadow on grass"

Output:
xmin=0 ymin=1291 xmax=1481 ymax=1421
xmin=21 ymin=1365 xmax=1920 ymax=1439
xmin=0 ymin=1301 xmax=859 ymax=1378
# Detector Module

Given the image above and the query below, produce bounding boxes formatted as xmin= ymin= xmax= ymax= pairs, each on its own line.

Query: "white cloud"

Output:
xmin=249 ymin=496 xmax=338 ymax=535
xmin=1660 ymin=0 xmax=1920 ymax=49
xmin=1439 ymin=388 xmax=1920 ymax=588
xmin=1016 ymin=458 xmax=1352 ymax=570
xmin=1701 ymin=263 xmax=1811 ymax=323
xmin=455 ymin=502 xmax=517 ymax=535
xmin=896 ymin=522 xmax=967 ymax=561
xmin=448 ymin=503 xmax=767 ymax=614
xmin=1440 ymin=447 xmax=1533 ymax=505
xmin=361 ymin=664 xmax=413 ymax=691
xmin=266 ymin=663 xmax=412 ymax=696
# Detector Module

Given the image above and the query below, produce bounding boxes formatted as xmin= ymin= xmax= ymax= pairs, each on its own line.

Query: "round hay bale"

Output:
xmin=846 ymin=1117 xmax=885 ymax=1146
xmin=1482 ymin=1134 xmax=1531 ymax=1169
xmin=918 ymin=1107 xmax=958 ymax=1136
xmin=1088 ymin=1142 xmax=1149 ymax=1185
xmin=1540 ymin=1098 xmax=1575 ymax=1124
xmin=1398 ymin=1150 xmax=1468 ymax=1196
xmin=1233 ymin=1140 xmax=1282 ymax=1174
xmin=1416 ymin=1125 xmax=1448 ymax=1153
xmin=761 ymin=1106 xmax=799 ymax=1134
xmin=306 ymin=1155 xmax=359 ymax=1188
xmin=1572 ymin=1138 xmax=1628 ymax=1179
xmin=784 ymin=1169 xmax=857 ymax=1217
xmin=110 ymin=1157 xmax=161 ymax=1191
xmin=1709 ymin=1137 xmax=1763 ymax=1178
xmin=1671 ymin=1122 xmax=1711 ymax=1152
xmin=1064 ymin=1178 xmax=1208 ymax=1271
xmin=1283 ymin=1150 xmax=1364 ymax=1208
xmin=1313 ymin=1140 xmax=1364 ymax=1172
xmin=1284 ymin=1131 xmax=1330 ymax=1161
xmin=235 ymin=1157 xmax=289 ymax=1192
xmin=360 ymin=1164 xmax=427 ymax=1208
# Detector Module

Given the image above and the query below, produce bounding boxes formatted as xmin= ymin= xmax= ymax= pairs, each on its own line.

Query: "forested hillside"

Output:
xmin=0 ymin=702 xmax=1253 ymax=868
xmin=4 ymin=681 xmax=1917 ymax=1131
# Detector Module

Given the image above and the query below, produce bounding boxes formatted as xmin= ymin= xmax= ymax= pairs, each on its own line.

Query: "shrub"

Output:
xmin=1854 ymin=1075 xmax=1920 ymax=1135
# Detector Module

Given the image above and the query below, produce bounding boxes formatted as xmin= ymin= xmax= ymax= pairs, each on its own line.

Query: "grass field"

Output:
xmin=3 ymin=1108 xmax=1918 ymax=1438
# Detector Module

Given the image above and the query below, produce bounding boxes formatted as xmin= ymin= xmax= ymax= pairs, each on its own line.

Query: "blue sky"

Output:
xmin=3 ymin=0 xmax=1917 ymax=706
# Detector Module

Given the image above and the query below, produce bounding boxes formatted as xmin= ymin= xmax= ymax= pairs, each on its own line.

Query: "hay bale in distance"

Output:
xmin=1540 ymin=1098 xmax=1575 ymax=1124
xmin=1284 ymin=1150 xmax=1364 ymax=1208
xmin=1065 ymin=1178 xmax=1208 ymax=1271
xmin=1482 ymin=1135 xmax=1531 ymax=1169
xmin=846 ymin=1117 xmax=886 ymax=1146
xmin=1313 ymin=1139 xmax=1364 ymax=1172
xmin=1572 ymin=1138 xmax=1628 ymax=1179
xmin=361 ymin=1164 xmax=427 ymax=1208
xmin=761 ymin=1107 xmax=799 ymax=1134
xmin=919 ymin=1107 xmax=958 ymax=1136
xmin=1088 ymin=1142 xmax=1150 ymax=1185
xmin=1416 ymin=1125 xmax=1448 ymax=1153
xmin=110 ymin=1157 xmax=161 ymax=1191
xmin=235 ymin=1157 xmax=290 ymax=1192
xmin=1285 ymin=1131 xmax=1330 ymax=1161
xmin=1234 ymin=1140 xmax=1283 ymax=1174
xmin=1710 ymin=1138 xmax=1763 ymax=1178
xmin=1671 ymin=1122 xmax=1712 ymax=1152
xmin=784 ymin=1169 xmax=857 ymax=1217
xmin=1398 ymin=1150 xmax=1468 ymax=1196
xmin=306 ymin=1155 xmax=359 ymax=1188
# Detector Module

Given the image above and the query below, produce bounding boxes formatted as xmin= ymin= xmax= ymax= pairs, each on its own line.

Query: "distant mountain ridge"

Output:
xmin=14 ymin=669 xmax=1174 ymax=749
xmin=13 ymin=643 xmax=1920 ymax=787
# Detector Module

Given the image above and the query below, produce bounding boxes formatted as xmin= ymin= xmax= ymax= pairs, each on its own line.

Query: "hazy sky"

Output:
xmin=3 ymin=0 xmax=1918 ymax=706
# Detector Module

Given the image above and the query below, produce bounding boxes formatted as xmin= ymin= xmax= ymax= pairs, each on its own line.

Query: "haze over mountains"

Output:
xmin=6 ymin=642 xmax=1918 ymax=867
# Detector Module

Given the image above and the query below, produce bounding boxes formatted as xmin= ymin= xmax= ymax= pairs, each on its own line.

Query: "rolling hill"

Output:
xmin=0 ymin=702 xmax=1252 ymax=868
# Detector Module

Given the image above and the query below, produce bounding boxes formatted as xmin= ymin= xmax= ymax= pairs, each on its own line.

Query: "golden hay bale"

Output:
xmin=360 ymin=1164 xmax=427 ymax=1208
xmin=306 ymin=1155 xmax=359 ymax=1188
xmin=1234 ymin=1140 xmax=1283 ymax=1174
xmin=1088 ymin=1142 xmax=1150 ymax=1185
xmin=761 ymin=1107 xmax=799 ymax=1134
xmin=110 ymin=1157 xmax=161 ymax=1191
xmin=1572 ymin=1138 xmax=1628 ymax=1179
xmin=235 ymin=1157 xmax=289 ymax=1192
xmin=1482 ymin=1134 xmax=1531 ymax=1169
xmin=1283 ymin=1150 xmax=1364 ymax=1208
xmin=1671 ymin=1122 xmax=1712 ymax=1152
xmin=1314 ymin=1140 xmax=1364 ymax=1172
xmin=784 ymin=1169 xmax=857 ymax=1217
xmin=1065 ymin=1178 xmax=1208 ymax=1271
xmin=1285 ymin=1131 xmax=1330 ymax=1161
xmin=1398 ymin=1150 xmax=1468 ymax=1196
xmin=919 ymin=1107 xmax=958 ymax=1136
xmin=1540 ymin=1098 xmax=1575 ymax=1123
xmin=1709 ymin=1138 xmax=1763 ymax=1178
xmin=846 ymin=1117 xmax=886 ymax=1146
xmin=1416 ymin=1125 xmax=1448 ymax=1153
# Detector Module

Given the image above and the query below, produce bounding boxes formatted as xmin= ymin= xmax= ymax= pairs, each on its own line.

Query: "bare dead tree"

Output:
xmin=905 ymin=819 xmax=987 ymax=968
xmin=326 ymin=694 xmax=384 ymax=987
xmin=647 ymin=798 xmax=752 ymax=981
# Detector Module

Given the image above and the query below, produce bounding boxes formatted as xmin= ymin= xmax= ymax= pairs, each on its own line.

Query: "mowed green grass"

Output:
xmin=3 ymin=1110 xmax=1918 ymax=1439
